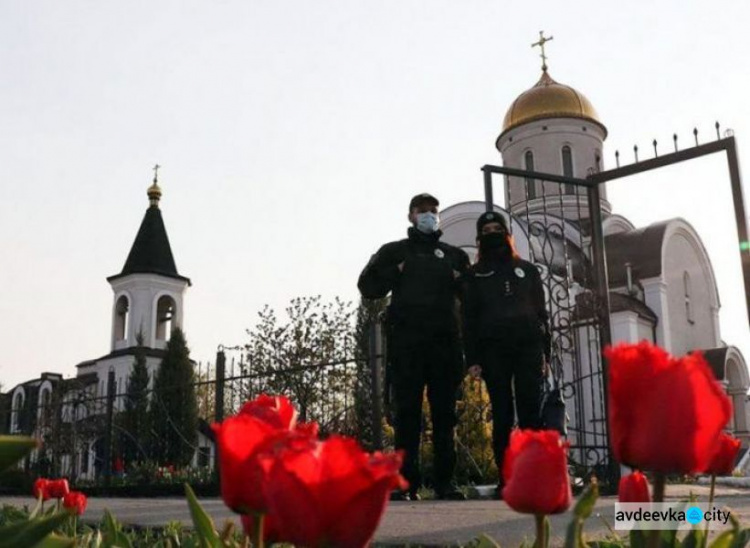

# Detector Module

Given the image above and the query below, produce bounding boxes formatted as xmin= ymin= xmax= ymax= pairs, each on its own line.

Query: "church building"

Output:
xmin=439 ymin=56 xmax=750 ymax=469
xmin=3 ymin=175 xmax=215 ymax=478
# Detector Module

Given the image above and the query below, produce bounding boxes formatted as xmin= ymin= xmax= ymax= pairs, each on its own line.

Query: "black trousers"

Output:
xmin=389 ymin=334 xmax=462 ymax=494
xmin=479 ymin=339 xmax=544 ymax=484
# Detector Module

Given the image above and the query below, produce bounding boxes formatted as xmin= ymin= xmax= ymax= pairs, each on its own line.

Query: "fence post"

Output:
xmin=215 ymin=349 xmax=226 ymax=424
xmin=214 ymin=348 xmax=226 ymax=476
xmin=103 ymin=368 xmax=116 ymax=488
xmin=369 ymin=321 xmax=384 ymax=451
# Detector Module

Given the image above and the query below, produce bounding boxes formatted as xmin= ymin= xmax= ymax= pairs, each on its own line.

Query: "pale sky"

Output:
xmin=2 ymin=1 xmax=749 ymax=390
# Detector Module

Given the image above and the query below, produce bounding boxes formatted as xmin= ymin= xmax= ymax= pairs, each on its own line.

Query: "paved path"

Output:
xmin=3 ymin=484 xmax=750 ymax=546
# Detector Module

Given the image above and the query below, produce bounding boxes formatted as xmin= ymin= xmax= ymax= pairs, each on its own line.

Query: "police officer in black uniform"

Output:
xmin=358 ymin=193 xmax=470 ymax=500
xmin=463 ymin=211 xmax=551 ymax=498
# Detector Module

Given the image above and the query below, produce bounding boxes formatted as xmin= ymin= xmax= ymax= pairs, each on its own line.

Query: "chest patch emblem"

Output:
xmin=514 ymin=267 xmax=525 ymax=279
xmin=434 ymin=248 xmax=445 ymax=259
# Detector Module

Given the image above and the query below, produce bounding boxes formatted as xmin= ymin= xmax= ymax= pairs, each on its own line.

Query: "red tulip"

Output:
xmin=705 ymin=433 xmax=741 ymax=476
xmin=502 ymin=429 xmax=571 ymax=515
xmin=618 ymin=471 xmax=651 ymax=503
xmin=213 ymin=395 xmax=309 ymax=514
xmin=47 ymin=479 xmax=70 ymax=499
xmin=262 ymin=434 xmax=407 ymax=548
xmin=606 ymin=342 xmax=732 ymax=474
xmin=33 ymin=478 xmax=50 ymax=501
xmin=63 ymin=491 xmax=87 ymax=515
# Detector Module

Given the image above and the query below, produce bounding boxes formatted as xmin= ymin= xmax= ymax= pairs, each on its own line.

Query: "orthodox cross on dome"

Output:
xmin=153 ymin=163 xmax=161 ymax=184
xmin=531 ymin=30 xmax=554 ymax=72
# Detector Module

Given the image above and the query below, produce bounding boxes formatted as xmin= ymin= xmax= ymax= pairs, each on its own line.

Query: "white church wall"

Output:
xmin=725 ymin=350 xmax=750 ymax=447
xmin=642 ymin=278 xmax=671 ymax=349
xmin=610 ymin=311 xmax=640 ymax=343
xmin=637 ymin=320 xmax=655 ymax=343
xmin=662 ymin=225 xmax=720 ymax=356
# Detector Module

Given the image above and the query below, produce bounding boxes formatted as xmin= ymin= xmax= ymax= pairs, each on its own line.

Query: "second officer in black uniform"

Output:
xmin=463 ymin=211 xmax=551 ymax=498
xmin=358 ymin=193 xmax=470 ymax=500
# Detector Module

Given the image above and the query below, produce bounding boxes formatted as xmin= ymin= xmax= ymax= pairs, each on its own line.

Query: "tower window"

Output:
xmin=562 ymin=146 xmax=575 ymax=195
xmin=524 ymin=150 xmax=536 ymax=199
xmin=683 ymin=271 xmax=694 ymax=324
xmin=156 ymin=295 xmax=177 ymax=340
xmin=115 ymin=295 xmax=129 ymax=341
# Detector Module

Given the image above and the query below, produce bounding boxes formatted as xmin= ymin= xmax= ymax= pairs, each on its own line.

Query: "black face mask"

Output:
xmin=479 ymin=232 xmax=511 ymax=259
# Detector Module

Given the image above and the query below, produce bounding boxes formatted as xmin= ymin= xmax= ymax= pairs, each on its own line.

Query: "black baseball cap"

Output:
xmin=476 ymin=211 xmax=509 ymax=235
xmin=409 ymin=193 xmax=439 ymax=210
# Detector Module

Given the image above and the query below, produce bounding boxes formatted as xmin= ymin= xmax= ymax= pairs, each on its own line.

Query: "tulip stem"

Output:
xmin=702 ymin=474 xmax=716 ymax=548
xmin=535 ymin=514 xmax=548 ymax=548
xmin=647 ymin=473 xmax=666 ymax=548
xmin=251 ymin=512 xmax=264 ymax=548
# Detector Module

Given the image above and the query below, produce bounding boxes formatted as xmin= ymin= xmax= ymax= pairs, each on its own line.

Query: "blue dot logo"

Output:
xmin=686 ymin=507 xmax=703 ymax=525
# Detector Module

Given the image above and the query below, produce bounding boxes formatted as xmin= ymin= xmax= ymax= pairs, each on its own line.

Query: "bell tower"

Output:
xmin=495 ymin=34 xmax=609 ymax=221
xmin=106 ymin=167 xmax=191 ymax=351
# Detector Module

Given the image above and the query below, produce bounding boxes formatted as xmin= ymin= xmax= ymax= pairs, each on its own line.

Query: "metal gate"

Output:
xmin=481 ymin=131 xmax=750 ymax=490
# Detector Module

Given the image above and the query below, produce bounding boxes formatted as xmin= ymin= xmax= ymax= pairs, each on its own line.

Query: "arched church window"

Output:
xmin=11 ymin=392 xmax=24 ymax=433
xmin=524 ymin=150 xmax=536 ymax=199
xmin=38 ymin=388 xmax=51 ymax=428
xmin=156 ymin=295 xmax=176 ymax=340
xmin=683 ymin=271 xmax=694 ymax=324
xmin=562 ymin=146 xmax=575 ymax=195
xmin=115 ymin=295 xmax=129 ymax=341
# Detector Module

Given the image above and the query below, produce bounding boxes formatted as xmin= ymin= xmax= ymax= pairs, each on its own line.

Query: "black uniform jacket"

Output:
xmin=358 ymin=227 xmax=470 ymax=336
xmin=463 ymin=256 xmax=551 ymax=366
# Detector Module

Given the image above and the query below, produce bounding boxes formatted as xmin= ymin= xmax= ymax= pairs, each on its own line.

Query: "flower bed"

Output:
xmin=0 ymin=342 xmax=748 ymax=547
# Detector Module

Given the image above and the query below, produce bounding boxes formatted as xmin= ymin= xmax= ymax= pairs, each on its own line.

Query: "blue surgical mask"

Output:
xmin=415 ymin=212 xmax=440 ymax=234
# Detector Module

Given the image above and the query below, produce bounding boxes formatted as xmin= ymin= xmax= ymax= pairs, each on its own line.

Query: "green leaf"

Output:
xmin=29 ymin=496 xmax=44 ymax=519
xmin=731 ymin=528 xmax=750 ymax=548
xmin=0 ymin=512 xmax=71 ymax=548
xmin=710 ymin=531 xmax=736 ymax=548
xmin=0 ymin=436 xmax=38 ymax=472
xmin=564 ymin=518 xmax=583 ymax=548
xmin=184 ymin=483 xmax=221 ymax=547
xmin=661 ymin=526 xmax=680 ymax=548
xmin=729 ymin=512 xmax=741 ymax=532
xmin=30 ymin=533 xmax=76 ymax=548
xmin=629 ymin=530 xmax=646 ymax=548
xmin=101 ymin=509 xmax=134 ymax=548
xmin=474 ymin=533 xmax=502 ymax=548
xmin=681 ymin=528 xmax=705 ymax=548
xmin=573 ymin=480 xmax=599 ymax=520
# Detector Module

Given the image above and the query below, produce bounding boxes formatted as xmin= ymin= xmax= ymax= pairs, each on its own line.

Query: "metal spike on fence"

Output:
xmin=653 ymin=139 xmax=658 ymax=157
xmin=634 ymin=144 xmax=639 ymax=162
xmin=615 ymin=150 xmax=620 ymax=167
xmin=716 ymin=121 xmax=721 ymax=140
xmin=673 ymin=133 xmax=678 ymax=152
xmin=694 ymin=127 xmax=699 ymax=146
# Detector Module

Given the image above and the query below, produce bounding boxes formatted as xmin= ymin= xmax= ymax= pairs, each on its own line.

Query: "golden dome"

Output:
xmin=499 ymin=70 xmax=606 ymax=140
xmin=147 ymin=181 xmax=162 ymax=206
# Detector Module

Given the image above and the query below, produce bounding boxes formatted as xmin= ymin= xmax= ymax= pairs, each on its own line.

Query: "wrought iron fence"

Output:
xmin=7 ymin=321 xmax=501 ymax=489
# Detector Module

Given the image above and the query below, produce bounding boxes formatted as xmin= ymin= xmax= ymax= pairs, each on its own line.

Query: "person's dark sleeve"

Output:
xmin=531 ymin=266 xmax=552 ymax=362
xmin=462 ymin=274 xmax=480 ymax=367
xmin=357 ymin=243 xmax=401 ymax=299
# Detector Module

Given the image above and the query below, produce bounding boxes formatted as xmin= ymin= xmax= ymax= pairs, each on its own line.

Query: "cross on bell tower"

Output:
xmin=531 ymin=30 xmax=554 ymax=72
